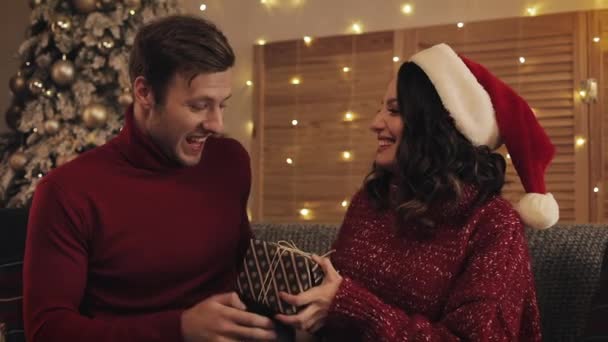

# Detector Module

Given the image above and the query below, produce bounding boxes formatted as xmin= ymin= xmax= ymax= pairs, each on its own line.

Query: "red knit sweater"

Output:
xmin=23 ymin=109 xmax=252 ymax=342
xmin=325 ymin=188 xmax=542 ymax=341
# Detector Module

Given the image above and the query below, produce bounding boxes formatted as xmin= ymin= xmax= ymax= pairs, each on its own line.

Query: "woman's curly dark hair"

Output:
xmin=364 ymin=62 xmax=506 ymax=227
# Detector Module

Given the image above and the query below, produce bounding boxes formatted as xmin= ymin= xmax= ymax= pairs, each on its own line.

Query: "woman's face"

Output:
xmin=370 ymin=78 xmax=404 ymax=170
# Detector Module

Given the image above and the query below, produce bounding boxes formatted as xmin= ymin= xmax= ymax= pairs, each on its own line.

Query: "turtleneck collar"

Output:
xmin=112 ymin=105 xmax=185 ymax=172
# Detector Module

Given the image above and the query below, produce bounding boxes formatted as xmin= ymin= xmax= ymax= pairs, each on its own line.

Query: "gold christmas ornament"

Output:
xmin=82 ymin=103 xmax=109 ymax=129
xmin=118 ymin=91 xmax=133 ymax=106
xmin=52 ymin=14 xmax=72 ymax=31
xmin=9 ymin=152 xmax=28 ymax=171
xmin=9 ymin=73 xmax=28 ymax=98
xmin=51 ymin=59 xmax=76 ymax=87
xmin=29 ymin=0 xmax=45 ymax=8
xmin=56 ymin=154 xmax=77 ymax=166
xmin=44 ymin=119 xmax=60 ymax=135
xmin=72 ymin=0 xmax=97 ymax=13
xmin=97 ymin=35 xmax=116 ymax=55
xmin=123 ymin=0 xmax=141 ymax=10
xmin=28 ymin=77 xmax=45 ymax=96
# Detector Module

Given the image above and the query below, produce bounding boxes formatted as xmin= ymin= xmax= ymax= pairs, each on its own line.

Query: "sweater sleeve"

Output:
xmin=327 ymin=205 xmax=541 ymax=341
xmin=23 ymin=179 xmax=184 ymax=342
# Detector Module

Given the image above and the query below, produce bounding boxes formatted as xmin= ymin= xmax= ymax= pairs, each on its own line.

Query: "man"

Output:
xmin=23 ymin=15 xmax=277 ymax=342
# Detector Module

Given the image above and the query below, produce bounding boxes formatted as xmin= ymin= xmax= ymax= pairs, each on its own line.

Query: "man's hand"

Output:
xmin=181 ymin=292 xmax=277 ymax=342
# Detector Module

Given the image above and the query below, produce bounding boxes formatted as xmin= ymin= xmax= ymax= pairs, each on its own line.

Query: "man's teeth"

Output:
xmin=187 ymin=137 xmax=206 ymax=144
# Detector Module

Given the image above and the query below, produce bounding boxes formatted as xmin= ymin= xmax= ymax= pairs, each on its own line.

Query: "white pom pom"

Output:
xmin=515 ymin=193 xmax=559 ymax=229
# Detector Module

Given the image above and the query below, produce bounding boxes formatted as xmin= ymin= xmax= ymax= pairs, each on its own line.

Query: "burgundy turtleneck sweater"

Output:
xmin=23 ymin=108 xmax=252 ymax=342
xmin=324 ymin=188 xmax=542 ymax=341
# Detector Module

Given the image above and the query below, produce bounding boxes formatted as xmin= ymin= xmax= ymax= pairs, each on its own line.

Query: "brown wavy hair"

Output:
xmin=364 ymin=62 xmax=506 ymax=227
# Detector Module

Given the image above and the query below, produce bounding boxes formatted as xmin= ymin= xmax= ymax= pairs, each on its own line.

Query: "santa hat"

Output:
xmin=409 ymin=43 xmax=559 ymax=229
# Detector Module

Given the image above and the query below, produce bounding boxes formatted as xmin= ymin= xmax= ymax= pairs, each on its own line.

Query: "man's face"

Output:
xmin=143 ymin=70 xmax=232 ymax=167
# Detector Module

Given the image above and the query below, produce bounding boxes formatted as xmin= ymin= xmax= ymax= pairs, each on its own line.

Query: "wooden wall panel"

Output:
xmin=253 ymin=12 xmax=595 ymax=224
xmin=256 ymin=32 xmax=394 ymax=223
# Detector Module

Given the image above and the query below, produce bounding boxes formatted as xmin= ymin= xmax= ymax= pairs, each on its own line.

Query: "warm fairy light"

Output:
xmin=351 ymin=22 xmax=363 ymax=34
xmin=257 ymin=39 xmax=266 ymax=46
xmin=579 ymin=90 xmax=587 ymax=99
xmin=594 ymin=37 xmax=601 ymax=43
xmin=393 ymin=56 xmax=400 ymax=62
xmin=342 ymin=151 xmax=352 ymax=160
xmin=129 ymin=9 xmax=135 ymax=15
xmin=199 ymin=3 xmax=207 ymax=11
xmin=401 ymin=3 xmax=413 ymax=14
xmin=594 ymin=186 xmax=600 ymax=193
xmin=290 ymin=77 xmax=301 ymax=85
xmin=519 ymin=57 xmax=526 ymax=64
xmin=286 ymin=158 xmax=294 ymax=165
xmin=341 ymin=200 xmax=349 ymax=207
xmin=457 ymin=22 xmax=464 ymax=28
xmin=291 ymin=119 xmax=298 ymax=126
xmin=343 ymin=66 xmax=351 ymax=73
xmin=576 ymin=137 xmax=586 ymax=147
xmin=303 ymin=36 xmax=313 ymax=45
xmin=344 ymin=112 xmax=354 ymax=121
xmin=299 ymin=208 xmax=310 ymax=216
xmin=246 ymin=80 xmax=253 ymax=87
xmin=506 ymin=154 xmax=511 ymax=159
xmin=526 ymin=7 xmax=537 ymax=16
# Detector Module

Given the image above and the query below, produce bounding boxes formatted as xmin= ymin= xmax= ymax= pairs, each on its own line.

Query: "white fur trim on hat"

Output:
xmin=410 ymin=43 xmax=501 ymax=149
xmin=515 ymin=193 xmax=559 ymax=229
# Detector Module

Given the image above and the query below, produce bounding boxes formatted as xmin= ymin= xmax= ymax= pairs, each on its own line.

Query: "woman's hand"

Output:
xmin=274 ymin=255 xmax=342 ymax=333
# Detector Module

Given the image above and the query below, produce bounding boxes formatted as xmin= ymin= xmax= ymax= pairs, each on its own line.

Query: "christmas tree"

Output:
xmin=0 ymin=0 xmax=180 ymax=208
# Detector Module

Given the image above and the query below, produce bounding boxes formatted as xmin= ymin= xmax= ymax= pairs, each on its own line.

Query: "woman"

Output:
xmin=275 ymin=43 xmax=557 ymax=341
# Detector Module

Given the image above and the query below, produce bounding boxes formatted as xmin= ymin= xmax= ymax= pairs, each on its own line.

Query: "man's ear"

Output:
xmin=133 ymin=76 xmax=155 ymax=109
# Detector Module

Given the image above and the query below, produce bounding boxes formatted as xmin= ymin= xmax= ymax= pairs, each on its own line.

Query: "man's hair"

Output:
xmin=129 ymin=15 xmax=235 ymax=105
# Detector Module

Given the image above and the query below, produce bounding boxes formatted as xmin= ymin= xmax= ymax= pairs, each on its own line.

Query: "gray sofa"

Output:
xmin=252 ymin=223 xmax=608 ymax=341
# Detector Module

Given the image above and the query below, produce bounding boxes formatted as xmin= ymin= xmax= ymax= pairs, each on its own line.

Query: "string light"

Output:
xmin=576 ymin=137 xmax=586 ymax=147
xmin=199 ymin=3 xmax=207 ymax=11
xmin=594 ymin=37 xmax=601 ymax=43
xmin=344 ymin=111 xmax=354 ymax=121
xmin=506 ymin=154 xmax=511 ymax=159
xmin=457 ymin=22 xmax=465 ymax=28
xmin=299 ymin=208 xmax=311 ymax=217
xmin=526 ymin=7 xmax=537 ymax=16
xmin=37 ymin=173 xmax=43 ymax=178
xmin=393 ymin=56 xmax=400 ymax=63
xmin=290 ymin=77 xmax=301 ymax=85
xmin=257 ymin=39 xmax=266 ymax=46
xmin=594 ymin=186 xmax=600 ymax=193
xmin=342 ymin=151 xmax=352 ymax=160
xmin=303 ymin=36 xmax=313 ymax=45
xmin=341 ymin=200 xmax=349 ymax=208
xmin=351 ymin=22 xmax=363 ymax=34
xmin=519 ymin=56 xmax=526 ymax=64
xmin=129 ymin=9 xmax=135 ymax=15
xmin=342 ymin=66 xmax=351 ymax=73
xmin=401 ymin=3 xmax=413 ymax=14
xmin=579 ymin=90 xmax=587 ymax=99
xmin=286 ymin=158 xmax=294 ymax=165
xmin=291 ymin=119 xmax=298 ymax=126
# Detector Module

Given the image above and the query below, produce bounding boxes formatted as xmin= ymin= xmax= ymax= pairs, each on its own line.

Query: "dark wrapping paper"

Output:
xmin=236 ymin=240 xmax=325 ymax=315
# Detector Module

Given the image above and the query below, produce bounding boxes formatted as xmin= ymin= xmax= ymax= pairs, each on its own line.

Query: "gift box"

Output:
xmin=236 ymin=239 xmax=327 ymax=315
